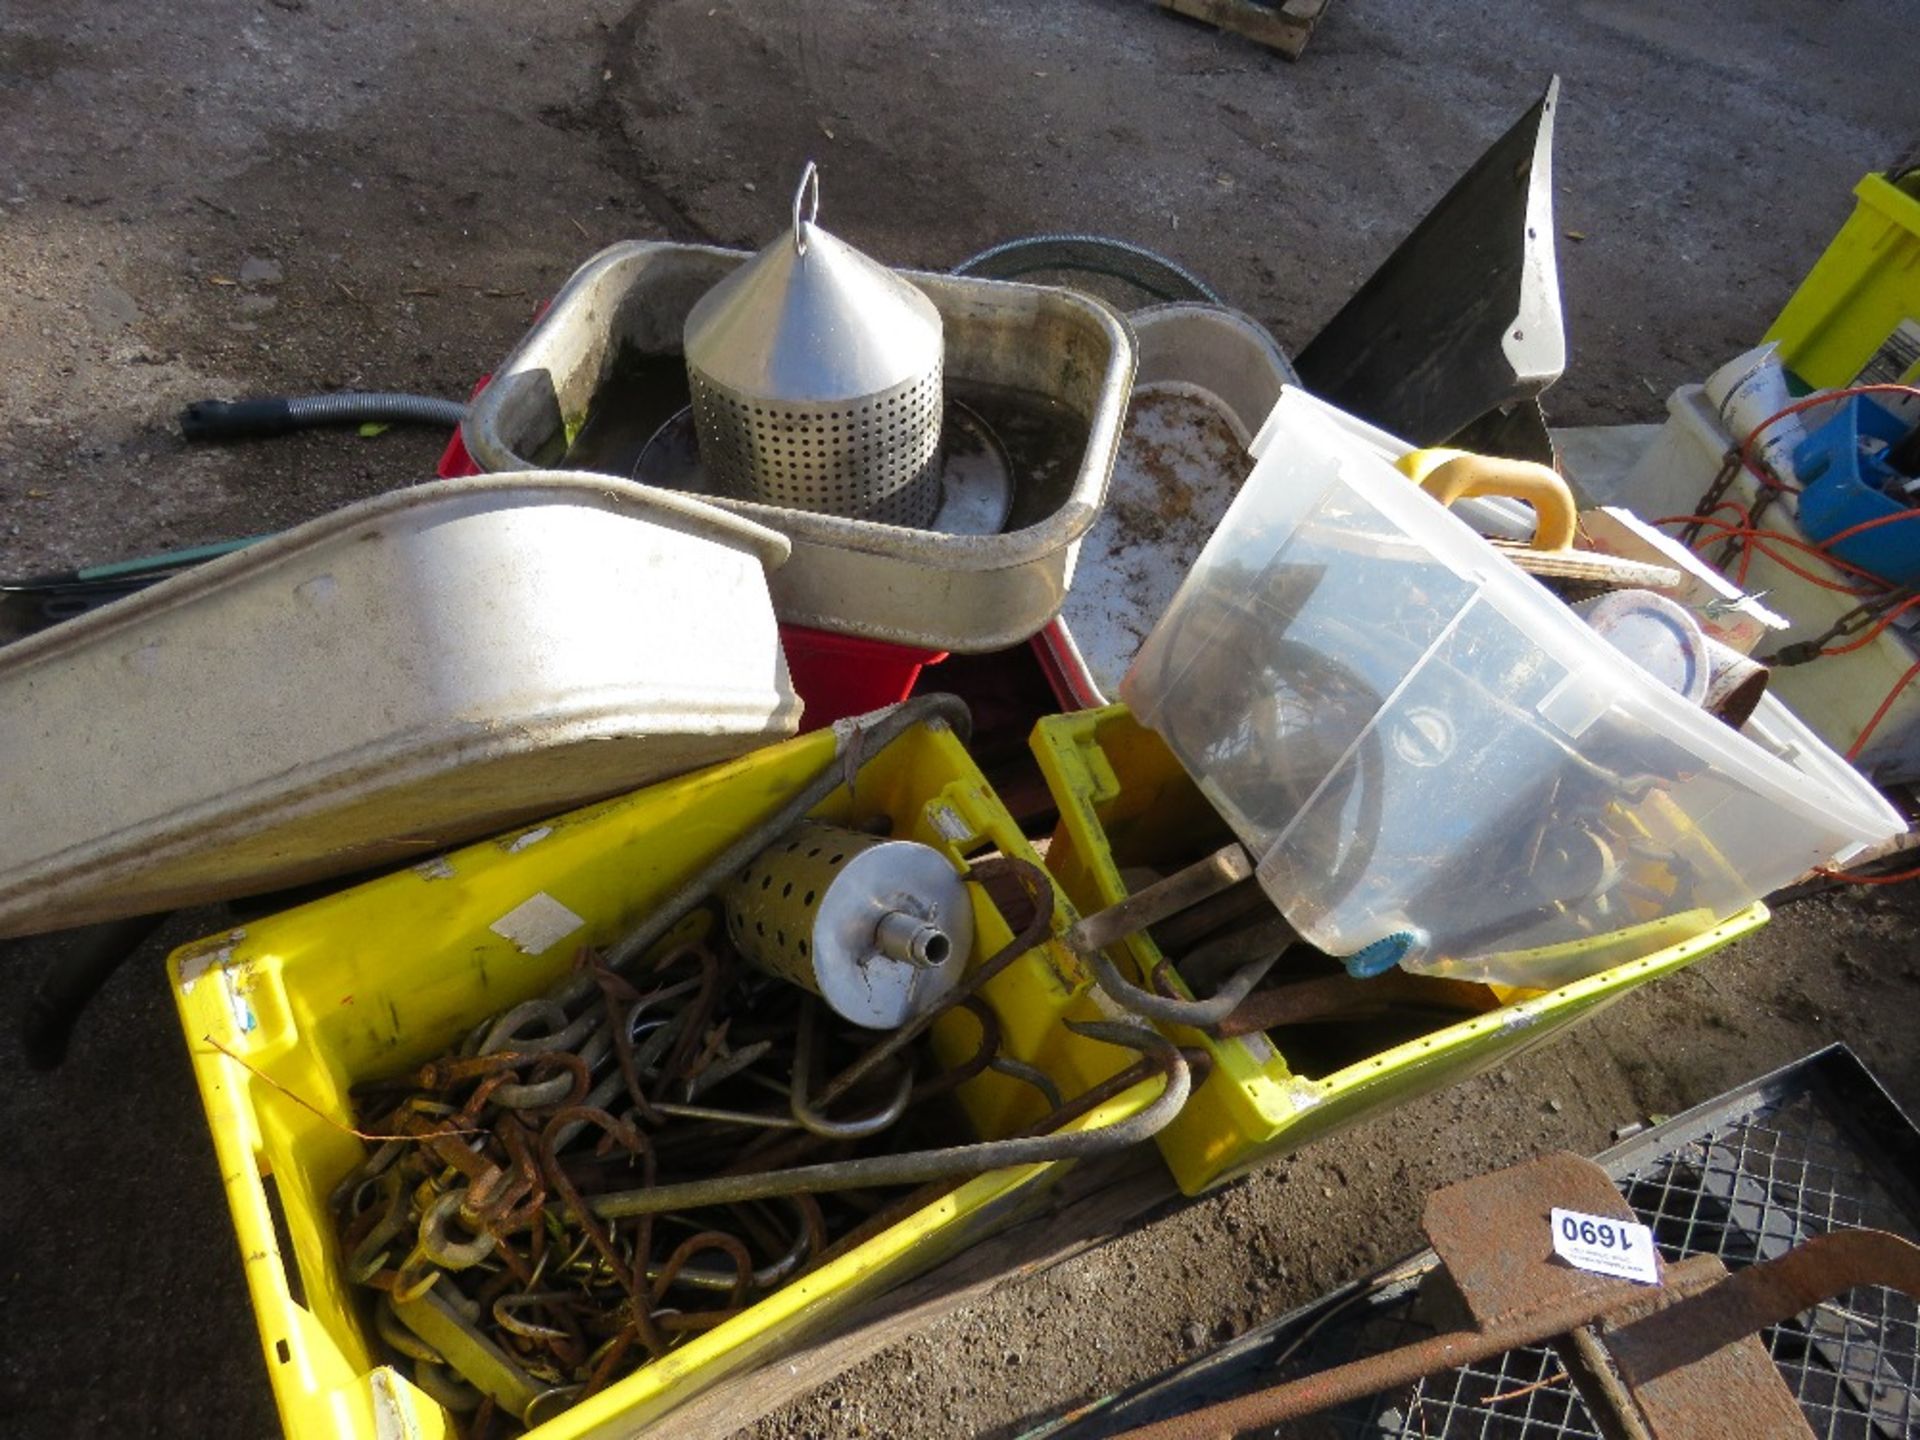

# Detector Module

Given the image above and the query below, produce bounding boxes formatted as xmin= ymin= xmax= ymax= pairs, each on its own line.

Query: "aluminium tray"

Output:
xmin=1053 ymin=302 xmax=1296 ymax=703
xmin=0 ymin=472 xmax=801 ymax=936
xmin=461 ymin=241 xmax=1135 ymax=653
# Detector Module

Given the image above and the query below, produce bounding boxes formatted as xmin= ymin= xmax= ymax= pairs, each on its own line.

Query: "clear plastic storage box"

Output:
xmin=1121 ymin=389 xmax=1903 ymax=987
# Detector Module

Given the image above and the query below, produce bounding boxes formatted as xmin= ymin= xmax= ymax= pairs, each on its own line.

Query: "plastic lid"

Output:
xmin=1572 ymin=589 xmax=1711 ymax=705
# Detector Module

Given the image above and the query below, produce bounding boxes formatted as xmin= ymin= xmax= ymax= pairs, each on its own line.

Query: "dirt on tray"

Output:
xmin=2 ymin=2 xmax=1918 ymax=1438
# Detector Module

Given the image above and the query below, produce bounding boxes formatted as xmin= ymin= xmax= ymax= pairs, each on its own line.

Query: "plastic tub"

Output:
xmin=1765 ymin=171 xmax=1920 ymax=389
xmin=1121 ymin=388 xmax=1902 ymax=986
xmin=780 ymin=625 xmax=948 ymax=731
xmin=0 ymin=472 xmax=802 ymax=938
xmin=1619 ymin=383 xmax=1920 ymax=782
xmin=1793 ymin=394 xmax=1920 ymax=587
xmin=1032 ymin=704 xmax=1771 ymax=1193
xmin=171 ymin=715 xmax=1153 ymax=1440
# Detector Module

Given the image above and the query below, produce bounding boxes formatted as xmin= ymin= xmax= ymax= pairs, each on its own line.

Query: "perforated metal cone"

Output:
xmin=684 ymin=165 xmax=945 ymax=525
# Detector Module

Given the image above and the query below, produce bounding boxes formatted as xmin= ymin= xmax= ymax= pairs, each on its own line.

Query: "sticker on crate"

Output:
xmin=1856 ymin=318 xmax=1920 ymax=386
xmin=487 ymin=891 xmax=586 ymax=955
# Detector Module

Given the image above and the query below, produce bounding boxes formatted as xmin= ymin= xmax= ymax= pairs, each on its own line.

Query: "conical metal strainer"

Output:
xmin=683 ymin=164 xmax=945 ymax=527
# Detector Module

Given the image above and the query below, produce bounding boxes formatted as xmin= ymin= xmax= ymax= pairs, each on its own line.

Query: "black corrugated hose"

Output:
xmin=179 ymin=390 xmax=465 ymax=441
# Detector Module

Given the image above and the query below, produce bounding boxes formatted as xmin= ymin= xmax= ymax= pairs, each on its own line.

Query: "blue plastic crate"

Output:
xmin=1794 ymin=395 xmax=1920 ymax=586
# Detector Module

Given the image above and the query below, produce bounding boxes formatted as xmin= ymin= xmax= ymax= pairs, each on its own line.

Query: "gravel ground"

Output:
xmin=1 ymin=2 xmax=1915 ymax=1437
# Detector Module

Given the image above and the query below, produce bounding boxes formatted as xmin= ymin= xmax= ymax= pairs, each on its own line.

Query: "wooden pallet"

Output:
xmin=1158 ymin=0 xmax=1332 ymax=60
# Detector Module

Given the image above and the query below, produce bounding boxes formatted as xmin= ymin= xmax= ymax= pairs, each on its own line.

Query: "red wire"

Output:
xmin=1651 ymin=386 xmax=1920 ymax=593
xmin=1652 ymin=390 xmax=1920 ymax=878
xmin=1845 ymin=654 xmax=1920 ymax=760
xmin=1683 ymin=514 xmax=1890 ymax=581
xmin=1671 ymin=515 xmax=1884 ymax=593
xmin=1652 ymin=500 xmax=1752 ymax=529
xmin=1816 ymin=504 xmax=1920 ymax=549
xmin=1735 ymin=381 xmax=1920 ymax=495
xmin=1815 ymin=861 xmax=1920 ymax=886
xmin=1823 ymin=595 xmax=1920 ymax=656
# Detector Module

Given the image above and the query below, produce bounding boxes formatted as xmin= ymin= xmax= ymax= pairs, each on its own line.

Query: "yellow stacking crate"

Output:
xmin=1032 ymin=705 xmax=1770 ymax=1195
xmin=1766 ymin=170 xmax=1920 ymax=388
xmin=171 ymin=715 xmax=1154 ymax=1440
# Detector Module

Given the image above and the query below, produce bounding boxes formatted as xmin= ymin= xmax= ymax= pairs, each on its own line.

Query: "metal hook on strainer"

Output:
xmin=682 ymin=163 xmax=947 ymax=526
xmin=792 ymin=161 xmax=819 ymax=256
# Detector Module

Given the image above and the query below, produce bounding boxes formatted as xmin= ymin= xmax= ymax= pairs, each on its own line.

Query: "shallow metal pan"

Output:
xmin=462 ymin=242 xmax=1135 ymax=653
xmin=0 ymin=472 xmax=801 ymax=937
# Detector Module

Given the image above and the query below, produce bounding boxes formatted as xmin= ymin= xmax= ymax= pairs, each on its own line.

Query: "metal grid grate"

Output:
xmin=1264 ymin=1270 xmax=1604 ymax=1440
xmin=1055 ymin=1049 xmax=1920 ymax=1440
xmin=1299 ymin=1066 xmax=1920 ymax=1440
xmin=1614 ymin=1094 xmax=1920 ymax=1440
xmin=1343 ymin=1319 xmax=1601 ymax=1440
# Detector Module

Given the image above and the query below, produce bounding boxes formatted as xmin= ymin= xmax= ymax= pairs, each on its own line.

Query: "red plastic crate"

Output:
xmin=784 ymin=624 xmax=948 ymax=730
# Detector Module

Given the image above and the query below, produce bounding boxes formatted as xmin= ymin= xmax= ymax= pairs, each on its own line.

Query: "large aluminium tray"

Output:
xmin=0 ymin=472 xmax=801 ymax=936
xmin=461 ymin=241 xmax=1135 ymax=653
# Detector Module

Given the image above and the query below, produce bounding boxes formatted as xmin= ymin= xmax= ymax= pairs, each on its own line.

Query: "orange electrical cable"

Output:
xmin=1652 ymin=500 xmax=1752 ymax=530
xmin=1815 ymin=861 xmax=1920 ymax=886
xmin=1652 ymin=389 xmax=1920 ymax=889
xmin=1823 ymin=595 xmax=1920 ymax=656
xmin=1660 ymin=509 xmax=1886 ymax=577
xmin=1669 ymin=515 xmax=1885 ymax=593
xmin=1844 ymin=654 xmax=1920 ymax=761
xmin=1735 ymin=381 xmax=1920 ymax=495
xmin=1815 ymin=504 xmax=1920 ymax=550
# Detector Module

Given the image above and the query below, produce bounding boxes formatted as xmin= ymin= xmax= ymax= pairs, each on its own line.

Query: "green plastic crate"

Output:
xmin=1767 ymin=170 xmax=1920 ymax=388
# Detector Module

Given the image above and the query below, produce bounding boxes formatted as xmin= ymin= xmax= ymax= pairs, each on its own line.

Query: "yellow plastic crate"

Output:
xmin=171 ymin=716 xmax=1151 ymax=1440
xmin=1766 ymin=170 xmax=1920 ymax=388
xmin=1031 ymin=705 xmax=1770 ymax=1195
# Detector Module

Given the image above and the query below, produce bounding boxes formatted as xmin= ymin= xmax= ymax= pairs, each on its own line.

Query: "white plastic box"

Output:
xmin=1614 ymin=384 xmax=1920 ymax=782
xmin=1122 ymin=389 xmax=1903 ymax=987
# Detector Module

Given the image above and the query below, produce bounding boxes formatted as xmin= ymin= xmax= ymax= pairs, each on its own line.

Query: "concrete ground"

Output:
xmin=2 ymin=2 xmax=1916 ymax=1436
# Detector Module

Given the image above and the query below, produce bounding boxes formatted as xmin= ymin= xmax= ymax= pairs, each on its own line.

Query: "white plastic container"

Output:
xmin=1121 ymin=389 xmax=1903 ymax=987
xmin=1056 ymin=303 xmax=1296 ymax=703
xmin=1618 ymin=384 xmax=1920 ymax=782
xmin=0 ymin=472 xmax=803 ymax=937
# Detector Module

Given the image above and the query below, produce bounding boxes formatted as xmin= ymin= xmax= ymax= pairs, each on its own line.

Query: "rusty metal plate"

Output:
xmin=1621 ymin=1328 xmax=1812 ymax=1438
xmin=1607 ymin=1229 xmax=1920 ymax=1439
xmin=1559 ymin=1251 xmax=1812 ymax=1440
xmin=1423 ymin=1149 xmax=1658 ymax=1328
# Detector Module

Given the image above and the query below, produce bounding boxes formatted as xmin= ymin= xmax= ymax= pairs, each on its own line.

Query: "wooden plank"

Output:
xmin=660 ymin=1150 xmax=1182 ymax=1439
xmin=1157 ymin=0 xmax=1330 ymax=60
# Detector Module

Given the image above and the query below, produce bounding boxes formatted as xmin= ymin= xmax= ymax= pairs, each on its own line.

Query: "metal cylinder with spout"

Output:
xmin=721 ymin=819 xmax=974 ymax=1028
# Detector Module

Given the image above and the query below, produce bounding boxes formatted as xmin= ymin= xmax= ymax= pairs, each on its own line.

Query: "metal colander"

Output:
xmin=683 ymin=164 xmax=945 ymax=527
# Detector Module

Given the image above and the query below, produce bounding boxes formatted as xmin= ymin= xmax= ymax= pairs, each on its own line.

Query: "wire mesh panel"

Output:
xmin=1615 ymin=1091 xmax=1920 ymax=1440
xmin=1060 ymin=1048 xmax=1920 ymax=1440
xmin=1314 ymin=1055 xmax=1920 ymax=1439
xmin=1260 ymin=1273 xmax=1604 ymax=1440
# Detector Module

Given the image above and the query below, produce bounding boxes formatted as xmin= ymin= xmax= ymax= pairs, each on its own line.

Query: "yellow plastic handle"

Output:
xmin=1395 ymin=447 xmax=1578 ymax=554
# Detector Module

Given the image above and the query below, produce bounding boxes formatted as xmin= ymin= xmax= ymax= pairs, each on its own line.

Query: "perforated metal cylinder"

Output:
xmin=684 ymin=164 xmax=945 ymax=527
xmin=720 ymin=820 xmax=972 ymax=1030
xmin=688 ymin=362 xmax=945 ymax=526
